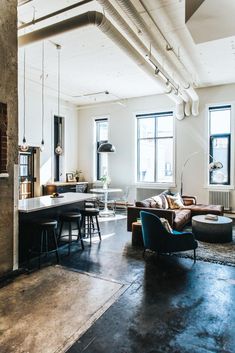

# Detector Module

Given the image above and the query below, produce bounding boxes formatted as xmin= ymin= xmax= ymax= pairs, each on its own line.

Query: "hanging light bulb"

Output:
xmin=55 ymin=44 xmax=63 ymax=155
xmin=55 ymin=143 xmax=63 ymax=155
xmin=40 ymin=139 xmax=45 ymax=152
xmin=21 ymin=49 xmax=29 ymax=152
xmin=40 ymin=41 xmax=45 ymax=152
xmin=21 ymin=137 xmax=29 ymax=152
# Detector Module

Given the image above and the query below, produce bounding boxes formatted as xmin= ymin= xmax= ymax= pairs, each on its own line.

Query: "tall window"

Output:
xmin=136 ymin=112 xmax=174 ymax=183
xmin=209 ymin=105 xmax=231 ymax=185
xmin=96 ymin=118 xmax=108 ymax=180
xmin=54 ymin=116 xmax=64 ymax=181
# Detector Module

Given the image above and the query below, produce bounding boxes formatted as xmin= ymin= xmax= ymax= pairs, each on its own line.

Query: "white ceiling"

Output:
xmin=18 ymin=0 xmax=235 ymax=106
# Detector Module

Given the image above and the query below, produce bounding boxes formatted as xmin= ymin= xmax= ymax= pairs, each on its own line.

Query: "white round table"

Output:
xmin=192 ymin=215 xmax=233 ymax=243
xmin=90 ymin=188 xmax=122 ymax=216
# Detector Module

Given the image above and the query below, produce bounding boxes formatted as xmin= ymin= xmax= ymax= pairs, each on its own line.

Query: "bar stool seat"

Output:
xmin=80 ymin=208 xmax=102 ymax=245
xmin=28 ymin=219 xmax=59 ymax=269
xmin=38 ymin=220 xmax=58 ymax=227
xmin=59 ymin=212 xmax=84 ymax=255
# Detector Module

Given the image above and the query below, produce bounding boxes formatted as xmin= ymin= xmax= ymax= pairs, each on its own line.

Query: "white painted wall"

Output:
xmin=18 ymin=79 xmax=80 ymax=189
xmin=77 ymin=83 xmax=235 ymax=209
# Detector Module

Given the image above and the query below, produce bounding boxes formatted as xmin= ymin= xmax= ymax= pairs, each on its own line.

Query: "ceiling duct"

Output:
xmin=18 ymin=10 xmax=185 ymax=119
xmin=18 ymin=0 xmax=33 ymax=6
xmin=115 ymin=0 xmax=199 ymax=117
xmin=96 ymin=0 xmax=185 ymax=101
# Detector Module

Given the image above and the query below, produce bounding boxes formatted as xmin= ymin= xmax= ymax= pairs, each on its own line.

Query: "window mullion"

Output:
xmin=155 ymin=117 xmax=157 ymax=183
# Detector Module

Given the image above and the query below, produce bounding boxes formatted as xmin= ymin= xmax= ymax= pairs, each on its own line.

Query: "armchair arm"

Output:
xmin=127 ymin=206 xmax=175 ymax=232
xmin=182 ymin=195 xmax=197 ymax=206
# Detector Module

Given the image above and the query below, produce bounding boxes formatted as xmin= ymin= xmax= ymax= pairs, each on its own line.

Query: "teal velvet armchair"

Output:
xmin=140 ymin=211 xmax=198 ymax=261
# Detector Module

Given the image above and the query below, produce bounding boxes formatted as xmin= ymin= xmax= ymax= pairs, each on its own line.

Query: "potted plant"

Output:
xmin=73 ymin=169 xmax=82 ymax=182
xmin=100 ymin=174 xmax=111 ymax=189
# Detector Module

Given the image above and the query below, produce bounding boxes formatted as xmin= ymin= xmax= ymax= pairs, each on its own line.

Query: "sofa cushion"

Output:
xmin=158 ymin=193 xmax=169 ymax=209
xmin=135 ymin=192 xmax=169 ymax=209
xmin=150 ymin=195 xmax=164 ymax=208
xmin=173 ymin=209 xmax=191 ymax=230
xmin=135 ymin=199 xmax=152 ymax=207
xmin=184 ymin=204 xmax=224 ymax=216
xmin=166 ymin=193 xmax=184 ymax=209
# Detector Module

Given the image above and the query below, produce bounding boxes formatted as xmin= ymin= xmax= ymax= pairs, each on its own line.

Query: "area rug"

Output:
xmin=0 ymin=266 xmax=126 ymax=353
xmin=176 ymin=225 xmax=235 ymax=266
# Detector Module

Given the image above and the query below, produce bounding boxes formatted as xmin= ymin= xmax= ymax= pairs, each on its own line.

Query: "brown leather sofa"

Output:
xmin=127 ymin=195 xmax=224 ymax=232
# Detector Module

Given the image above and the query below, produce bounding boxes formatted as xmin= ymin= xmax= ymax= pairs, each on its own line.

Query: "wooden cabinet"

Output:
xmin=43 ymin=182 xmax=88 ymax=195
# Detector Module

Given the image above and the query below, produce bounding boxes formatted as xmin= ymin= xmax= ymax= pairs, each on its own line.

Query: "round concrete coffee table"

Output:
xmin=192 ymin=215 xmax=233 ymax=243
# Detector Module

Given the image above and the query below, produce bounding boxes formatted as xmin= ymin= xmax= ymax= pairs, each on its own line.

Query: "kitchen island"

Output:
xmin=19 ymin=192 xmax=95 ymax=213
xmin=19 ymin=192 xmax=96 ymax=265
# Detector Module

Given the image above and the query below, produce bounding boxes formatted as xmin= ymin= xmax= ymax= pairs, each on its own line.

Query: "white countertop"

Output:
xmin=18 ymin=192 xmax=96 ymax=213
xmin=45 ymin=182 xmax=88 ymax=186
xmin=90 ymin=188 xmax=122 ymax=193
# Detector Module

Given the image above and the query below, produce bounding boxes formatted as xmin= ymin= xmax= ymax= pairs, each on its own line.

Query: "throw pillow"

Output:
xmin=159 ymin=193 xmax=169 ymax=209
xmin=166 ymin=193 xmax=184 ymax=209
xmin=150 ymin=195 xmax=163 ymax=208
xmin=160 ymin=218 xmax=173 ymax=233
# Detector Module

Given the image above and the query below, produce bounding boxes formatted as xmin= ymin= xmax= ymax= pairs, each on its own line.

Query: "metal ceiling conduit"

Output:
xmin=114 ymin=0 xmax=199 ymax=117
xmin=96 ymin=0 xmax=187 ymax=119
xmin=18 ymin=0 xmax=94 ymax=30
xmin=18 ymin=10 xmax=185 ymax=119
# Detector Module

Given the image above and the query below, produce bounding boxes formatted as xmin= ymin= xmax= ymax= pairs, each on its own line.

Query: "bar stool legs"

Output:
xmin=59 ymin=212 xmax=84 ymax=255
xmin=27 ymin=219 xmax=59 ymax=270
xmin=80 ymin=209 xmax=102 ymax=245
xmin=38 ymin=227 xmax=59 ymax=269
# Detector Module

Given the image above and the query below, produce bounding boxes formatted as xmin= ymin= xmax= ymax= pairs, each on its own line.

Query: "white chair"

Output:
xmin=113 ymin=186 xmax=131 ymax=214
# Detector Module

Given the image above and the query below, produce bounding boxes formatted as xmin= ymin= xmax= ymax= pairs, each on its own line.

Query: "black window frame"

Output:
xmin=209 ymin=105 xmax=231 ymax=186
xmin=54 ymin=115 xmax=63 ymax=182
xmin=136 ymin=111 xmax=174 ymax=183
xmin=95 ymin=118 xmax=108 ymax=180
xmin=209 ymin=134 xmax=231 ymax=185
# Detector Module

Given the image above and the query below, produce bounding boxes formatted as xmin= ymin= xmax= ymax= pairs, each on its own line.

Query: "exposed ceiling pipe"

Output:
xmin=138 ymin=0 xmax=194 ymax=85
xmin=96 ymin=0 xmax=186 ymax=103
xmin=18 ymin=10 xmax=184 ymax=118
xmin=18 ymin=0 xmax=33 ymax=6
xmin=115 ymin=0 xmax=199 ymax=116
xmin=95 ymin=0 xmax=185 ymax=120
xmin=18 ymin=0 xmax=94 ymax=30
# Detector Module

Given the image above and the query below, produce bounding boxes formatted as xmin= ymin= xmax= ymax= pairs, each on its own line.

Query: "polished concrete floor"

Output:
xmin=58 ymin=217 xmax=235 ymax=353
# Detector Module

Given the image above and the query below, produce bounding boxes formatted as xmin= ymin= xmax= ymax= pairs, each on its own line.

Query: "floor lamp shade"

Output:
xmin=180 ymin=152 xmax=223 ymax=195
xmin=97 ymin=142 xmax=116 ymax=153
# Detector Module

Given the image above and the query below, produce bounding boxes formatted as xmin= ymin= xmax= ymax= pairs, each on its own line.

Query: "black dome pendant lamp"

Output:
xmin=97 ymin=142 xmax=116 ymax=153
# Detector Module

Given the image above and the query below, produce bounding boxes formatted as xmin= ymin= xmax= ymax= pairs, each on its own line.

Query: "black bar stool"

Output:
xmin=80 ymin=208 xmax=102 ymax=245
xmin=28 ymin=219 xmax=59 ymax=269
xmin=58 ymin=212 xmax=84 ymax=255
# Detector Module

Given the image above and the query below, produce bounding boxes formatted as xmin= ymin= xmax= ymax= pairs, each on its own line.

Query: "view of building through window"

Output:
xmin=209 ymin=105 xmax=231 ymax=185
xmin=95 ymin=118 xmax=108 ymax=180
xmin=136 ymin=112 xmax=174 ymax=183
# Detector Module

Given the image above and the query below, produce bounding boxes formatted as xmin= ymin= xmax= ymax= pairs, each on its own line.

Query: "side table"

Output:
xmin=192 ymin=215 xmax=233 ymax=243
xmin=132 ymin=222 xmax=144 ymax=247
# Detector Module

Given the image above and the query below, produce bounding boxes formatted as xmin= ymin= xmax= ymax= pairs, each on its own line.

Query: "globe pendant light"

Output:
xmin=40 ymin=41 xmax=45 ymax=152
xmin=55 ymin=44 xmax=63 ymax=155
xmin=20 ymin=49 xmax=29 ymax=152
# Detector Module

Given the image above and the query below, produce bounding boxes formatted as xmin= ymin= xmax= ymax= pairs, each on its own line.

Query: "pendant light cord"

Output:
xmin=23 ymin=48 xmax=26 ymax=140
xmin=41 ymin=41 xmax=45 ymax=143
xmin=57 ymin=44 xmax=62 ymax=145
xmin=57 ymin=44 xmax=61 ymax=118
